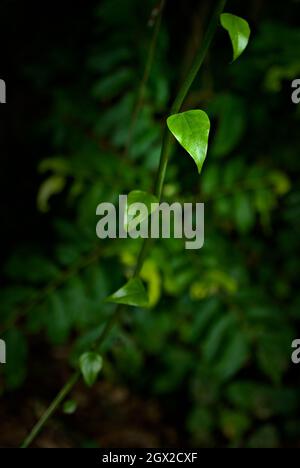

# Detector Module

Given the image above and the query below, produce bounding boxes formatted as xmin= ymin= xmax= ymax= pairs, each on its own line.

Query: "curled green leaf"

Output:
xmin=105 ymin=277 xmax=149 ymax=308
xmin=220 ymin=13 xmax=250 ymax=62
xmin=167 ymin=110 xmax=210 ymax=174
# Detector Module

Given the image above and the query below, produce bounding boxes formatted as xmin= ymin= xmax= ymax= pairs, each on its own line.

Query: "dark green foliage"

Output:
xmin=1 ymin=0 xmax=300 ymax=448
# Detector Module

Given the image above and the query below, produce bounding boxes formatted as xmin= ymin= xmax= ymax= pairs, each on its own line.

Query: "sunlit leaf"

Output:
xmin=220 ymin=13 xmax=250 ymax=61
xmin=105 ymin=277 xmax=149 ymax=307
xmin=167 ymin=110 xmax=210 ymax=174
xmin=79 ymin=351 xmax=103 ymax=387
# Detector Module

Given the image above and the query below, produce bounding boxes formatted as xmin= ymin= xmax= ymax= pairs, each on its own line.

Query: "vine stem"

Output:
xmin=126 ymin=0 xmax=166 ymax=153
xmin=154 ymin=0 xmax=227 ymax=200
xmin=20 ymin=371 xmax=80 ymax=448
xmin=20 ymin=0 xmax=227 ymax=448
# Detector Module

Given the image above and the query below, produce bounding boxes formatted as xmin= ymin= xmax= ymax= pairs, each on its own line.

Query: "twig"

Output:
xmin=20 ymin=371 xmax=80 ymax=449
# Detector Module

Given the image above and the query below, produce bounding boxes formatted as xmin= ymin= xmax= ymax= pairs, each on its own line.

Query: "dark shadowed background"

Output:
xmin=1 ymin=0 xmax=300 ymax=448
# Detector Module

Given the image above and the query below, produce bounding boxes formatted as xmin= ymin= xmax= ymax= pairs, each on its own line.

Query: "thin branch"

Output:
xmin=126 ymin=0 xmax=166 ymax=154
xmin=20 ymin=371 xmax=80 ymax=449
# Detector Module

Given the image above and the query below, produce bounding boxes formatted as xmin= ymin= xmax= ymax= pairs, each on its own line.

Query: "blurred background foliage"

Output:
xmin=1 ymin=0 xmax=300 ymax=448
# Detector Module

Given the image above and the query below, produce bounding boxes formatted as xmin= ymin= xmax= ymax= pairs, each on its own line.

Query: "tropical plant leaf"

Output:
xmin=220 ymin=13 xmax=251 ymax=61
xmin=105 ymin=277 xmax=149 ymax=307
xmin=167 ymin=110 xmax=210 ymax=174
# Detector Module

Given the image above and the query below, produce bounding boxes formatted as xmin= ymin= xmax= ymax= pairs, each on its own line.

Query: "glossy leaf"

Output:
xmin=220 ymin=13 xmax=250 ymax=61
xmin=79 ymin=351 xmax=103 ymax=387
xmin=105 ymin=277 xmax=149 ymax=308
xmin=167 ymin=110 xmax=210 ymax=174
xmin=125 ymin=190 xmax=158 ymax=232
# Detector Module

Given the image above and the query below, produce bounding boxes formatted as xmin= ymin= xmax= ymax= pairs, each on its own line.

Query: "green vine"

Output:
xmin=21 ymin=0 xmax=254 ymax=448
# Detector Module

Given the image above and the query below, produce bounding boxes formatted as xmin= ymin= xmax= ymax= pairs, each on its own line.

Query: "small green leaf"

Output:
xmin=167 ymin=110 xmax=210 ymax=174
xmin=63 ymin=399 xmax=77 ymax=414
xmin=220 ymin=13 xmax=250 ymax=61
xmin=79 ymin=351 xmax=103 ymax=387
xmin=105 ymin=277 xmax=149 ymax=307
xmin=125 ymin=190 xmax=158 ymax=232
xmin=37 ymin=175 xmax=66 ymax=212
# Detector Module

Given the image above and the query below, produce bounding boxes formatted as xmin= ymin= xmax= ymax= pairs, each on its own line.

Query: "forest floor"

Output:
xmin=0 ymin=340 xmax=181 ymax=448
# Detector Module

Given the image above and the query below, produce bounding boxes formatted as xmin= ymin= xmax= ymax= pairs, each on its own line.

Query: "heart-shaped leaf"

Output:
xmin=105 ymin=277 xmax=149 ymax=307
xmin=125 ymin=190 xmax=158 ymax=232
xmin=220 ymin=13 xmax=250 ymax=62
xmin=167 ymin=110 xmax=210 ymax=174
xmin=79 ymin=351 xmax=103 ymax=387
